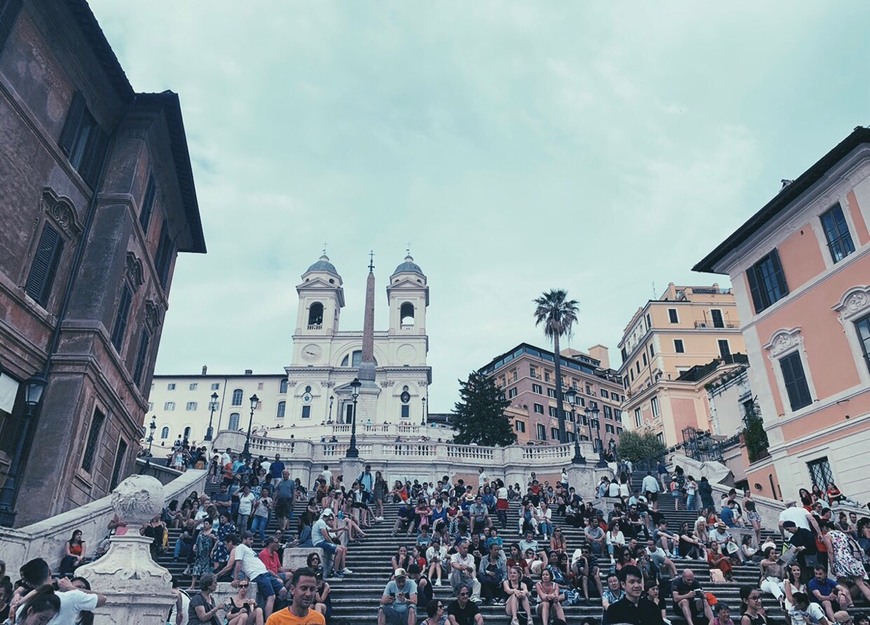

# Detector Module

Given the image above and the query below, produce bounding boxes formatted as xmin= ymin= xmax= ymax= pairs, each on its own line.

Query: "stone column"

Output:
xmin=76 ymin=475 xmax=175 ymax=624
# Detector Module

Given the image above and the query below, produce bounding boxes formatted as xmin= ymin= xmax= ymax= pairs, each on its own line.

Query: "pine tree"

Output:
xmin=452 ymin=370 xmax=516 ymax=446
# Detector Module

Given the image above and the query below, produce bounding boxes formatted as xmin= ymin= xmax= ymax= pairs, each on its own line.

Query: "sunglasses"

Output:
xmin=239 ymin=583 xmax=249 ymax=588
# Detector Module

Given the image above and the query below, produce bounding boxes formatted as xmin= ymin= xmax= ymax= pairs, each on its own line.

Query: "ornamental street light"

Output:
xmin=346 ymin=378 xmax=361 ymax=458
xmin=585 ymin=405 xmax=608 ymax=468
xmin=328 ymin=395 xmax=334 ymax=424
xmin=242 ymin=393 xmax=259 ymax=461
xmin=421 ymin=397 xmax=427 ymax=426
xmin=205 ymin=392 xmax=219 ymax=441
xmin=147 ymin=415 xmax=157 ymax=455
xmin=0 ymin=371 xmax=48 ymax=527
xmin=565 ymin=388 xmax=585 ymax=464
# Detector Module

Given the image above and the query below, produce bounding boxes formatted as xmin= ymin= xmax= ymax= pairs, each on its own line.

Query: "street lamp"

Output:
xmin=242 ymin=393 xmax=259 ymax=461
xmin=346 ymin=378 xmax=361 ymax=458
xmin=421 ymin=397 xmax=427 ymax=426
xmin=0 ymin=371 xmax=48 ymax=527
xmin=585 ymin=405 xmax=607 ymax=468
xmin=147 ymin=415 xmax=157 ymax=455
xmin=565 ymin=388 xmax=585 ymax=464
xmin=328 ymin=395 xmax=334 ymax=424
xmin=205 ymin=392 xmax=219 ymax=441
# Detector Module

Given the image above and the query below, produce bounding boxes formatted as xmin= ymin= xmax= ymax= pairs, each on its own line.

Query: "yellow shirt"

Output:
xmin=265 ymin=608 xmax=326 ymax=625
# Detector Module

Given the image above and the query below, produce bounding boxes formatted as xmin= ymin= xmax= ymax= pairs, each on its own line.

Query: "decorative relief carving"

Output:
xmin=287 ymin=381 xmax=297 ymax=387
xmin=834 ymin=286 xmax=870 ymax=323
xmin=144 ymin=300 xmax=163 ymax=330
xmin=125 ymin=252 xmax=145 ymax=291
xmin=380 ymin=381 xmax=395 ymax=388
xmin=41 ymin=187 xmax=83 ymax=237
xmin=764 ymin=328 xmax=803 ymax=358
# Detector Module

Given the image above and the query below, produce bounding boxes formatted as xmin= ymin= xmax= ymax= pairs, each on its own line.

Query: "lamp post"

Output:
xmin=242 ymin=393 xmax=259 ymax=461
xmin=346 ymin=378 xmax=361 ymax=458
xmin=0 ymin=372 xmax=48 ymax=527
xmin=147 ymin=415 xmax=157 ymax=455
xmin=565 ymin=388 xmax=585 ymax=464
xmin=585 ymin=405 xmax=607 ymax=468
xmin=328 ymin=395 xmax=334 ymax=424
xmin=205 ymin=392 xmax=219 ymax=441
xmin=421 ymin=397 xmax=427 ymax=426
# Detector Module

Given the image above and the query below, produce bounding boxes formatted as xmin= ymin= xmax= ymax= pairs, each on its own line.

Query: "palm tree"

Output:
xmin=533 ymin=289 xmax=579 ymax=444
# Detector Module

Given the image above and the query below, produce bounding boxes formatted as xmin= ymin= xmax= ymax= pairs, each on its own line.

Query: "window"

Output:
xmin=401 ymin=405 xmax=410 ymax=419
xmin=59 ymin=91 xmax=107 ymax=187
xmin=210 ymin=383 xmax=219 ymax=391
xmin=301 ymin=405 xmax=311 ymax=419
xmin=668 ymin=309 xmax=678 ymax=324
xmin=279 ymin=379 xmax=288 ymax=393
xmin=642 ymin=353 xmax=647 ymax=366
xmin=649 ymin=343 xmax=655 ymax=357
xmin=551 ymin=427 xmax=560 ymax=440
xmin=400 ymin=302 xmax=415 ymax=326
xmin=228 ymin=413 xmax=240 ymax=430
xmin=185 ymin=402 xmax=197 ymax=411
xmin=257 ymin=382 xmax=264 ymax=390
xmin=340 ymin=351 xmax=364 ymax=367
xmin=232 ymin=389 xmax=243 ymax=406
xmin=533 ymin=403 xmax=544 ymax=414
xmin=109 ymin=439 xmax=128 ymax=491
xmin=511 ymin=369 xmax=518 ymax=382
xmin=857 ymin=313 xmax=870 ymax=374
xmin=308 ymin=302 xmax=324 ymax=327
xmin=164 ymin=402 xmax=175 ymax=411
xmin=536 ymin=424 xmax=546 ymax=440
xmin=140 ymin=176 xmax=156 ymax=233
xmin=532 ymin=383 xmax=543 ymax=394
xmin=167 ymin=383 xmax=176 ymax=390
xmin=674 ymin=339 xmax=685 ymax=353
xmin=780 ymin=352 xmax=812 ymax=411
xmin=645 ymin=313 xmax=652 ymax=329
xmin=189 ymin=383 xmax=198 ymax=391
xmin=807 ymin=457 xmax=834 ymax=492
xmin=133 ymin=330 xmax=151 ymax=388
xmin=277 ymin=401 xmax=286 ymax=418
xmin=549 ymin=407 xmax=558 ymax=417
xmin=148 ymin=402 xmax=153 ymax=411
xmin=160 ymin=426 xmax=169 ymax=439
xmin=183 ymin=426 xmax=191 ymax=438
xmin=614 ymin=409 xmax=622 ymax=421
xmin=629 ymin=370 xmax=634 ymax=382
xmin=617 ymin=427 xmax=623 ymax=435
xmin=603 ymin=405 xmax=613 ymax=420
xmin=711 ymin=309 xmax=724 ymax=328
xmin=154 ymin=221 xmax=174 ymax=289
xmin=25 ymin=223 xmax=64 ymax=307
xmin=529 ymin=366 xmax=538 ymax=379
xmin=635 ymin=362 xmax=640 ymax=374
xmin=110 ymin=282 xmax=133 ymax=351
xmin=611 ymin=394 xmax=620 ymax=403
xmin=515 ymin=421 xmax=526 ymax=433
xmin=547 ymin=388 xmax=556 ymax=398
xmin=718 ymin=340 xmax=731 ymax=359
xmin=508 ymin=387 xmax=517 ymax=399
xmin=81 ymin=408 xmax=105 ymax=472
xmin=820 ymin=204 xmax=855 ymax=263
xmin=605 ymin=424 xmax=614 ymax=434
xmin=600 ymin=389 xmax=609 ymax=399
xmin=634 ymin=408 xmax=642 ymax=428
xmin=747 ymin=249 xmax=789 ymax=313
xmin=651 ymin=396 xmax=660 ymax=418
xmin=544 ymin=371 xmax=551 ymax=382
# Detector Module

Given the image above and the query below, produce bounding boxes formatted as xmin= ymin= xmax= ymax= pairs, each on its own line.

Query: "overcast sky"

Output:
xmin=90 ymin=1 xmax=869 ymax=412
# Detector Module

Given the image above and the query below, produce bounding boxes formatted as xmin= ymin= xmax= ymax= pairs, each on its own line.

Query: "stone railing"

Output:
xmin=0 ymin=469 xmax=207 ymax=575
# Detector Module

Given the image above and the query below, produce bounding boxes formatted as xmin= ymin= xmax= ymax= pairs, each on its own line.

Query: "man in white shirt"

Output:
xmin=216 ymin=532 xmax=283 ymax=619
xmin=321 ymin=465 xmax=333 ymax=487
xmin=779 ymin=501 xmax=820 ymax=535
xmin=449 ymin=540 xmax=481 ymax=602
xmin=312 ymin=509 xmax=350 ymax=578
xmin=17 ymin=557 xmax=106 ymax=625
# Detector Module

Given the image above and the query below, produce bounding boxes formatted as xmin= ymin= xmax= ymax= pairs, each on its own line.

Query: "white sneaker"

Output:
xmin=340 ymin=567 xmax=353 ymax=575
xmin=435 ymin=579 xmax=442 ymax=586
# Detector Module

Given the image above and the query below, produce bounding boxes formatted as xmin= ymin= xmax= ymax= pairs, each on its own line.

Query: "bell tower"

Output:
xmin=295 ymin=254 xmax=344 ymax=338
xmin=387 ymin=254 xmax=429 ymax=337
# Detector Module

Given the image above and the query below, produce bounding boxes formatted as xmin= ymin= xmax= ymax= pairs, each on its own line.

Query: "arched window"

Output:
xmin=308 ymin=302 xmax=324 ymax=327
xmin=232 ymin=389 xmax=243 ymax=406
xmin=340 ymin=350 xmax=377 ymax=367
xmin=279 ymin=379 xmax=288 ymax=393
xmin=228 ymin=413 xmax=240 ymax=430
xmin=400 ymin=302 xmax=415 ymax=326
xmin=277 ymin=401 xmax=286 ymax=418
xmin=160 ymin=426 xmax=169 ymax=439
xmin=183 ymin=426 xmax=191 ymax=438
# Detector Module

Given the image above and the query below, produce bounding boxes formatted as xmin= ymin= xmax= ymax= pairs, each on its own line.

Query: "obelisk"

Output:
xmin=358 ymin=251 xmax=377 ymax=383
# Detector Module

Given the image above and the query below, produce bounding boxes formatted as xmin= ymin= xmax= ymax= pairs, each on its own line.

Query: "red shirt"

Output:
xmin=258 ymin=547 xmax=281 ymax=575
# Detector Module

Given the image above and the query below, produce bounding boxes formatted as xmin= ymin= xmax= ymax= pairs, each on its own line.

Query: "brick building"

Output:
xmin=0 ymin=0 xmax=204 ymax=526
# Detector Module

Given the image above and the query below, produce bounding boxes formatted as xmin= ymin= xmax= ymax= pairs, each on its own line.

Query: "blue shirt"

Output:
xmin=720 ymin=506 xmax=735 ymax=527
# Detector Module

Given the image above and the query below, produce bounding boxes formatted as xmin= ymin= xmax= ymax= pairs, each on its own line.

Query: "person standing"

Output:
xmin=268 ymin=454 xmax=285 ymax=487
xmin=265 ymin=567 xmax=325 ymax=625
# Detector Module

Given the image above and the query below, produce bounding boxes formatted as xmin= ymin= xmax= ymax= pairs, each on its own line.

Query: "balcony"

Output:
xmin=307 ymin=324 xmax=322 ymax=330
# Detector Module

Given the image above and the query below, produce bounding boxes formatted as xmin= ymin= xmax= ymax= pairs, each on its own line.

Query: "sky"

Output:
xmin=90 ymin=1 xmax=870 ymax=413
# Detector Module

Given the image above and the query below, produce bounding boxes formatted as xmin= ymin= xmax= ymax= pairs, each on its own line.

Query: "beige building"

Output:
xmin=617 ymin=284 xmax=745 ymax=446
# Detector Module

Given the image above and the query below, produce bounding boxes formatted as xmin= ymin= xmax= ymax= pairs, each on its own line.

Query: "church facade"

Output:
xmin=285 ymin=253 xmax=432 ymax=428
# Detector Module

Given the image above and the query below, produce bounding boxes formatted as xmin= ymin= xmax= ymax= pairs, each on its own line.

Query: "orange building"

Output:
xmin=617 ymin=284 xmax=746 ymax=446
xmin=695 ymin=127 xmax=870 ymax=503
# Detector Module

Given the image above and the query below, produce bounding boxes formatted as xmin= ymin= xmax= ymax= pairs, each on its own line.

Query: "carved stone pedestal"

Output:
xmin=76 ymin=475 xmax=175 ymax=624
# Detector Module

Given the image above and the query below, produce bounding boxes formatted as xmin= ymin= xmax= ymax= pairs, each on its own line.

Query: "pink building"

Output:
xmin=696 ymin=127 xmax=870 ymax=503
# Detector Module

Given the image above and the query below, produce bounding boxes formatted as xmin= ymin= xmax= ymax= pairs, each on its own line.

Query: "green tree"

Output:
xmin=616 ymin=430 xmax=667 ymax=463
xmin=452 ymin=370 xmax=515 ymax=446
xmin=533 ymin=289 xmax=579 ymax=444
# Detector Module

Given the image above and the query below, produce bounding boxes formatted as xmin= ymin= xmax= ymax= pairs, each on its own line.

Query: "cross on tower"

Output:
xmin=322 ymin=241 xmax=328 ymax=256
xmin=406 ymin=242 xmax=412 ymax=256
xmin=368 ymin=250 xmax=375 ymax=272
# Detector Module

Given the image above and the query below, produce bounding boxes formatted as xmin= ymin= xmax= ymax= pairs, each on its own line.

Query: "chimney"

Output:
xmin=244 ymin=369 xmax=253 ymax=376
xmin=588 ymin=345 xmax=611 ymax=370
xmin=201 ymin=365 xmax=208 ymax=375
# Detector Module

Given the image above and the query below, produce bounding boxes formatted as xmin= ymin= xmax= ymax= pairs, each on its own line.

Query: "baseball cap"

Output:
xmin=394 ymin=568 xmax=407 ymax=578
xmin=321 ymin=509 xmax=334 ymax=517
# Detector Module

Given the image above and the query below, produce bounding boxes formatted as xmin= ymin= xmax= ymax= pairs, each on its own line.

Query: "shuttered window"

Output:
xmin=747 ymin=249 xmax=789 ymax=313
xmin=59 ymin=92 xmax=108 ymax=188
xmin=25 ymin=223 xmax=64 ymax=307
xmin=132 ymin=329 xmax=151 ymax=387
xmin=110 ymin=283 xmax=133 ymax=351
xmin=81 ymin=408 xmax=105 ymax=472
xmin=780 ymin=352 xmax=812 ymax=411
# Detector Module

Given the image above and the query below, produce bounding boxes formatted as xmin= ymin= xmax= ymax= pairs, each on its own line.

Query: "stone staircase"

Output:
xmin=152 ymin=475 xmax=867 ymax=624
